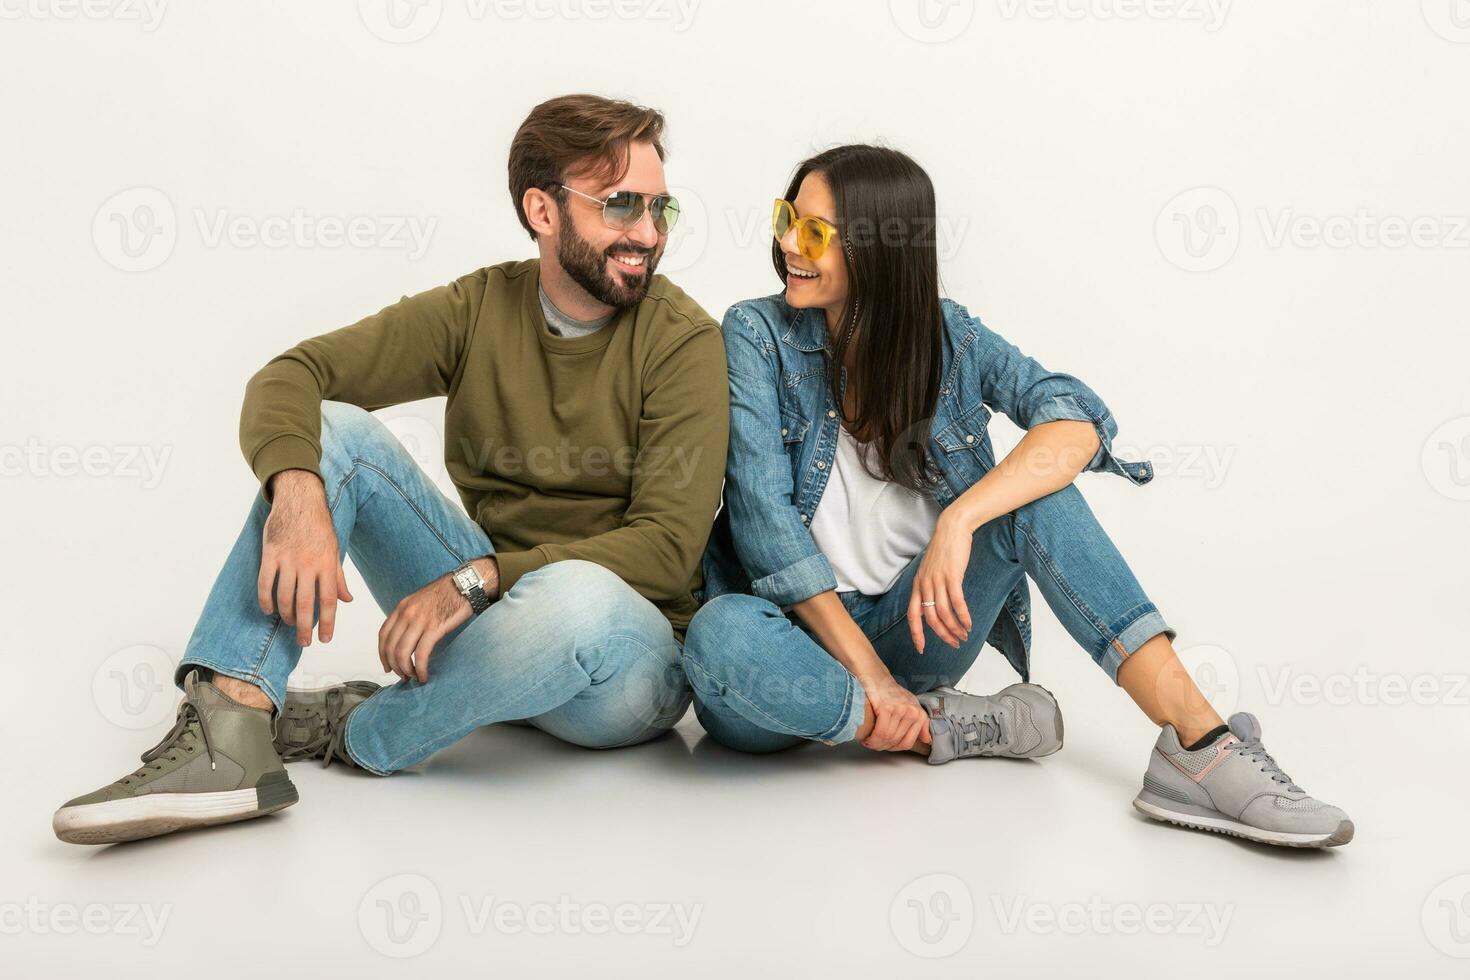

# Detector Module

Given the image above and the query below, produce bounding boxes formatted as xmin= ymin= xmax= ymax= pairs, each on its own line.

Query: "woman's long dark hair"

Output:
xmin=772 ymin=144 xmax=945 ymax=494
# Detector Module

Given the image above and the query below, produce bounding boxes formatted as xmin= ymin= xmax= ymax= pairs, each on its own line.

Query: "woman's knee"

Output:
xmin=691 ymin=695 xmax=803 ymax=754
xmin=683 ymin=593 xmax=782 ymax=676
xmin=1012 ymin=483 xmax=1090 ymax=528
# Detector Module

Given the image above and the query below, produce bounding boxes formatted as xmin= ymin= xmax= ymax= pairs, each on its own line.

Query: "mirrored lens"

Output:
xmin=602 ymin=191 xmax=644 ymax=229
xmin=652 ymin=196 xmax=680 ymax=234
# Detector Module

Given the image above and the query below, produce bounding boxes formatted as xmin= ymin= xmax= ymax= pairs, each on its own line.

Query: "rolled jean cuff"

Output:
xmin=176 ymin=658 xmax=285 ymax=713
xmin=1099 ymin=609 xmax=1176 ymax=684
xmin=817 ymin=678 xmax=867 ymax=745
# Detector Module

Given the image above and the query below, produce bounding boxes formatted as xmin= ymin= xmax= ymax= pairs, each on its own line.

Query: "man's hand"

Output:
xmin=860 ymin=675 xmax=933 ymax=752
xmin=258 ymin=469 xmax=352 ymax=646
xmin=379 ymin=558 xmax=498 ymax=683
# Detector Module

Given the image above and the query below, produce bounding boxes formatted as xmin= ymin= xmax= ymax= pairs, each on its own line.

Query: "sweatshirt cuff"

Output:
xmin=492 ymin=549 xmax=548 ymax=596
xmin=249 ymin=434 xmax=322 ymax=493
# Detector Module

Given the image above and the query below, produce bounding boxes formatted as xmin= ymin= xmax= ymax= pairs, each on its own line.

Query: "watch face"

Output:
xmin=453 ymin=567 xmax=477 ymax=591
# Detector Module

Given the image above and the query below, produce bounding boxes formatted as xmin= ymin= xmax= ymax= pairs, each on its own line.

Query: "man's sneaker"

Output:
xmin=273 ymin=680 xmax=380 ymax=767
xmin=919 ymin=683 xmax=1064 ymax=764
xmin=53 ymin=670 xmax=297 ymax=845
xmin=1133 ymin=711 xmax=1353 ymax=848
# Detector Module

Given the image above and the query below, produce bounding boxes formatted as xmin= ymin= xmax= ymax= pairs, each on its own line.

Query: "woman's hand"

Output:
xmin=860 ymin=675 xmax=933 ymax=752
xmin=907 ymin=512 xmax=974 ymax=654
xmin=379 ymin=573 xmax=472 ymax=683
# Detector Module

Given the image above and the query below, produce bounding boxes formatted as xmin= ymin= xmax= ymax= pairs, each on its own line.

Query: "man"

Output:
xmin=54 ymin=94 xmax=730 ymax=845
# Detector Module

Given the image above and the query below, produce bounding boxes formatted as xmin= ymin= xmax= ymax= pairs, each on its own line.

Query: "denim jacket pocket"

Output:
xmin=779 ymin=407 xmax=810 ymax=445
xmin=933 ymin=401 xmax=996 ymax=475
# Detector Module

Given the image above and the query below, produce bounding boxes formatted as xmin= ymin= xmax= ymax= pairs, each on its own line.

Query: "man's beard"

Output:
xmin=556 ymin=207 xmax=660 ymax=309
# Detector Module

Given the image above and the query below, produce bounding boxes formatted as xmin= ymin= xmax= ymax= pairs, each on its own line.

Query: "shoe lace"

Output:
xmin=1227 ymin=736 xmax=1301 ymax=792
xmin=278 ymin=687 xmax=349 ymax=768
xmin=956 ymin=712 xmax=1007 ymax=753
xmin=127 ymin=700 xmax=216 ymax=783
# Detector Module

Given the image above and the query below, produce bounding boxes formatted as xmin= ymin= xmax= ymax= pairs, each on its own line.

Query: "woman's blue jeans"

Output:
xmin=681 ymin=484 xmax=1173 ymax=752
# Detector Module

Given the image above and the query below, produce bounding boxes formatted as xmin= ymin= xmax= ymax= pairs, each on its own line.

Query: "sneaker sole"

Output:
xmin=53 ymin=773 xmax=299 ymax=845
xmin=1132 ymin=796 xmax=1354 ymax=848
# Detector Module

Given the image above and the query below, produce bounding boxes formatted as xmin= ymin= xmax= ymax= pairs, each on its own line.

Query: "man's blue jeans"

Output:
xmin=176 ymin=402 xmax=690 ymax=774
xmin=681 ymin=484 xmax=1173 ymax=753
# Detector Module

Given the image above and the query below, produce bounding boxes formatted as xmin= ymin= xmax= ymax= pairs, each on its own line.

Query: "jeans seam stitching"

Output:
xmin=1012 ymin=513 xmax=1114 ymax=659
xmin=337 ymin=457 xmax=474 ymax=566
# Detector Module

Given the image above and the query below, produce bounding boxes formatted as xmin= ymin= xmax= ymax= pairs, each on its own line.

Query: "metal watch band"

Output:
xmin=454 ymin=562 xmax=493 ymax=615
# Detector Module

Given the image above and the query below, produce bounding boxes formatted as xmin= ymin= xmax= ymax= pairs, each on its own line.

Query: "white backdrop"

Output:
xmin=3 ymin=1 xmax=1469 ymax=976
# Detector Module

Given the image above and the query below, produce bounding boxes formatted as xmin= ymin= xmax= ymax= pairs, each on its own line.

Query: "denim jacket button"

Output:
xmin=965 ymin=434 xmax=975 ymax=444
xmin=1017 ymin=613 xmax=1027 ymax=622
xmin=817 ymin=461 xmax=826 ymax=470
xmin=800 ymin=513 xmax=809 ymax=523
xmin=827 ymin=409 xmax=836 ymax=418
xmin=781 ymin=427 xmax=788 ymax=437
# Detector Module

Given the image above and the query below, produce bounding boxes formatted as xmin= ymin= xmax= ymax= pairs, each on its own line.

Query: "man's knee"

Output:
xmin=506 ymin=560 xmax=647 ymax=631
xmin=319 ymin=400 xmax=395 ymax=461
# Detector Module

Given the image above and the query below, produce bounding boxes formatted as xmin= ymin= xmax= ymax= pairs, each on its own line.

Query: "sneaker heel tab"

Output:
xmin=1156 ymin=724 xmax=1184 ymax=753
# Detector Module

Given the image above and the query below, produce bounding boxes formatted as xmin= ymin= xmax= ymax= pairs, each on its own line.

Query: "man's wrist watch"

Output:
xmin=451 ymin=561 xmax=493 ymax=615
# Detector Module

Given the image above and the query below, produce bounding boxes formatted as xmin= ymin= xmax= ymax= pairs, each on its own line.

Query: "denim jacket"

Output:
xmin=699 ymin=294 xmax=1155 ymax=681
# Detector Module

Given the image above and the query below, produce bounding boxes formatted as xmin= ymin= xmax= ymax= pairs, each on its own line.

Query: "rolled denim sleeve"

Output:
xmin=721 ymin=306 xmax=839 ymax=605
xmin=960 ymin=304 xmax=1150 ymax=483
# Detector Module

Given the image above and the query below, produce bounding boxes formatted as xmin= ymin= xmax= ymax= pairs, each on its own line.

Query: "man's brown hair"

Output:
xmin=508 ymin=94 xmax=666 ymax=240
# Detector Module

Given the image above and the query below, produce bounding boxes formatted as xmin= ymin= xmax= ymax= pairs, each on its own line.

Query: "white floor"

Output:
xmin=9 ymin=609 xmax=1468 ymax=978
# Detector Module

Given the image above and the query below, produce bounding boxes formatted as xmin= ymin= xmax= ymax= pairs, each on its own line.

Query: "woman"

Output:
xmin=685 ymin=145 xmax=1352 ymax=849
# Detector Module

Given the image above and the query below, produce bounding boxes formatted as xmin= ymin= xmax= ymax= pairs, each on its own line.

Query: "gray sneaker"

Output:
xmin=1133 ymin=712 xmax=1354 ymax=848
xmin=54 ymin=670 xmax=297 ymax=845
xmin=273 ymin=680 xmax=380 ymax=767
xmin=919 ymin=683 xmax=1064 ymax=764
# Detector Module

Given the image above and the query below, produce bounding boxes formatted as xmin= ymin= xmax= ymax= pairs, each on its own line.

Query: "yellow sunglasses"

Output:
xmin=773 ymin=199 xmax=839 ymax=262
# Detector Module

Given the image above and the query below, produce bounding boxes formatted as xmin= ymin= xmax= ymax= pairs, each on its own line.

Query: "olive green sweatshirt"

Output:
xmin=239 ymin=259 xmax=730 ymax=636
